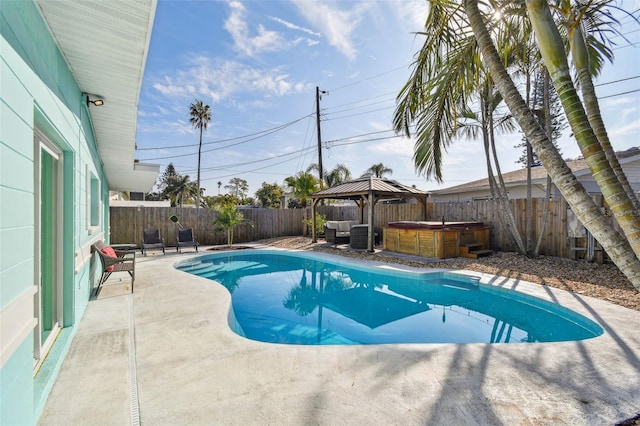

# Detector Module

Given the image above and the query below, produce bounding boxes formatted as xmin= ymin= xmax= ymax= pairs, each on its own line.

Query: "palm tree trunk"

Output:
xmin=483 ymin=93 xmax=526 ymax=254
xmin=525 ymin=72 xmax=534 ymax=255
xmin=535 ymin=69 xmax=554 ymax=257
xmin=526 ymin=0 xmax=640 ymax=258
xmin=196 ymin=126 xmax=203 ymax=209
xmin=463 ymin=0 xmax=640 ymax=287
xmin=482 ymin=124 xmax=510 ymax=251
xmin=569 ymin=24 xmax=640 ymax=211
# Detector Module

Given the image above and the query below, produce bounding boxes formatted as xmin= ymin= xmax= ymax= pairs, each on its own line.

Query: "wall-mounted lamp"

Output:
xmin=83 ymin=92 xmax=104 ymax=107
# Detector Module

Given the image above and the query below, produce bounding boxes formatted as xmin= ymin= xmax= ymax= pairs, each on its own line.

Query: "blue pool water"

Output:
xmin=175 ymin=250 xmax=603 ymax=345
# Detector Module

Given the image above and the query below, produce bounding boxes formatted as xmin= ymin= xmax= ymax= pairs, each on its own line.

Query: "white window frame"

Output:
xmin=86 ymin=165 xmax=101 ymax=234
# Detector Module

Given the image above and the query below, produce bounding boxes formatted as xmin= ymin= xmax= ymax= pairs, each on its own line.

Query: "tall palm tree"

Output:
xmin=189 ymin=99 xmax=212 ymax=210
xmin=393 ymin=2 xmax=526 ymax=253
xmin=524 ymin=0 xmax=640 ymax=270
xmin=363 ymin=163 xmax=393 ymax=178
xmin=555 ymin=0 xmax=640 ymax=211
xmin=461 ymin=0 xmax=640 ymax=286
xmin=456 ymin=79 xmax=526 ymax=254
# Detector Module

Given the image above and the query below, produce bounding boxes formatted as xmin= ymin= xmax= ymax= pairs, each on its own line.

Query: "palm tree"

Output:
xmin=461 ymin=0 xmax=640 ymax=286
xmin=363 ymin=163 xmax=393 ymax=178
xmin=325 ymin=164 xmax=352 ymax=187
xmin=523 ymin=0 xmax=640 ymax=272
xmin=285 ymin=172 xmax=320 ymax=235
xmin=393 ymin=3 xmax=526 ymax=253
xmin=455 ymin=80 xmax=526 ymax=254
xmin=556 ymin=0 xmax=640 ymax=211
xmin=306 ymin=163 xmax=352 ymax=189
xmin=285 ymin=172 xmax=319 ymax=209
xmin=164 ymin=175 xmax=193 ymax=207
xmin=212 ymin=204 xmax=253 ymax=247
xmin=189 ymin=99 xmax=212 ymax=210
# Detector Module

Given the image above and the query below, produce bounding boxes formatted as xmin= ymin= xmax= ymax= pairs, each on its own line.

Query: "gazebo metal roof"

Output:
xmin=312 ymin=176 xmax=427 ymax=201
xmin=310 ymin=176 xmax=429 ymax=251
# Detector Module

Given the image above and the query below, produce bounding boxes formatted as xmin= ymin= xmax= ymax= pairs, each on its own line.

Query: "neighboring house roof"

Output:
xmin=35 ymin=0 xmax=159 ymax=192
xmin=434 ymin=147 xmax=640 ymax=195
xmin=312 ymin=175 xmax=428 ymax=201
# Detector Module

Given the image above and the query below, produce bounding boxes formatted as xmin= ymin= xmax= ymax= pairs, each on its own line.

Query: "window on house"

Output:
xmin=87 ymin=167 xmax=101 ymax=232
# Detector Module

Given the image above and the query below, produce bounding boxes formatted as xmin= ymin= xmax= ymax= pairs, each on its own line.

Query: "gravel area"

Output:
xmin=257 ymin=236 xmax=640 ymax=312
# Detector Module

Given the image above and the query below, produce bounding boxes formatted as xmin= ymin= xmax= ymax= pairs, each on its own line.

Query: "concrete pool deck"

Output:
xmin=38 ymin=247 xmax=640 ymax=425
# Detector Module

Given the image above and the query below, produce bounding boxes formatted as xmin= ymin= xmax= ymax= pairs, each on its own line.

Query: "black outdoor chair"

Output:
xmin=141 ymin=228 xmax=165 ymax=256
xmin=176 ymin=227 xmax=198 ymax=253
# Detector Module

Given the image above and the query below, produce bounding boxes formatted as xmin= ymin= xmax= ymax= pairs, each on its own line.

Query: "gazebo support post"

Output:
xmin=311 ymin=198 xmax=318 ymax=243
xmin=420 ymin=195 xmax=427 ymax=220
xmin=367 ymin=190 xmax=375 ymax=252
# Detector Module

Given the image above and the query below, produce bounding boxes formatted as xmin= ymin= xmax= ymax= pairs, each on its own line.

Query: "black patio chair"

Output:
xmin=176 ymin=227 xmax=198 ymax=253
xmin=141 ymin=228 xmax=165 ymax=256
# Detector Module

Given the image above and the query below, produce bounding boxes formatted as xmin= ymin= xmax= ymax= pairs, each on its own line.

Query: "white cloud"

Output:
xmin=292 ymin=0 xmax=367 ymax=60
xmin=224 ymin=1 xmax=286 ymax=56
xmin=608 ymin=118 xmax=640 ymax=140
xmin=393 ymin=0 xmax=429 ymax=31
xmin=269 ymin=16 xmax=321 ymax=37
xmin=150 ymin=56 xmax=310 ymax=104
xmin=137 ymin=118 xmax=194 ymax=136
xmin=368 ymin=134 xmax=413 ymax=158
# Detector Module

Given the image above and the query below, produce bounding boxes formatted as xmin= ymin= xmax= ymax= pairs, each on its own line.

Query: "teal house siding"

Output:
xmin=0 ymin=2 xmax=103 ymax=424
xmin=0 ymin=0 xmax=159 ymax=423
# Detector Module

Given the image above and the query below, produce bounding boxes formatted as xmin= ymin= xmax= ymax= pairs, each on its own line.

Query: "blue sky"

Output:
xmin=135 ymin=1 xmax=640 ymax=197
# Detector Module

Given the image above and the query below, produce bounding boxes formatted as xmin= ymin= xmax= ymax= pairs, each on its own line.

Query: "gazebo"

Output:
xmin=310 ymin=176 xmax=429 ymax=251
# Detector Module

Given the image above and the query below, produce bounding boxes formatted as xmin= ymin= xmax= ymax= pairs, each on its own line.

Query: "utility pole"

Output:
xmin=316 ymin=86 xmax=327 ymax=188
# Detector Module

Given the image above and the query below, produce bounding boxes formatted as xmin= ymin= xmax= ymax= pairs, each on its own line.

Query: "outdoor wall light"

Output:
xmin=83 ymin=93 xmax=104 ymax=107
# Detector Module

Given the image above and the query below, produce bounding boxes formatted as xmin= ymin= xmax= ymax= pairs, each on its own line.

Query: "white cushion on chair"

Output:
xmin=337 ymin=221 xmax=352 ymax=232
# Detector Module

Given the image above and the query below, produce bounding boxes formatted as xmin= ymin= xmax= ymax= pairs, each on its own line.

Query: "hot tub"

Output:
xmin=383 ymin=221 xmax=491 ymax=259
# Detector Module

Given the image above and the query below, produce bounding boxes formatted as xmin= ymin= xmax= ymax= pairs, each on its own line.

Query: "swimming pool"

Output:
xmin=175 ymin=250 xmax=603 ymax=345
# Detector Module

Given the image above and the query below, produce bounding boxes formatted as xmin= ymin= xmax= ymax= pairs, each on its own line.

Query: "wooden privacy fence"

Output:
xmin=109 ymin=207 xmax=305 ymax=247
xmin=110 ymin=197 xmax=603 ymax=259
xmin=317 ymin=199 xmax=571 ymax=257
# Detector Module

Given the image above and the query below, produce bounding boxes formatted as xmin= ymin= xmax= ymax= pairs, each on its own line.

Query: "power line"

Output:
xmin=325 ymin=97 xmax=396 ymax=116
xmin=137 ymin=114 xmax=314 ymax=161
xmin=324 ymin=128 xmax=405 ymax=145
xmin=182 ymin=145 xmax=317 ymax=174
xmin=327 ymin=90 xmax=398 ymax=110
xmin=136 ymin=113 xmax=313 ymax=152
xmin=599 ymin=88 xmax=640 ymax=99
xmin=327 ymin=64 xmax=410 ymax=92
xmin=140 ymin=70 xmax=639 ymax=160
xmin=595 ymin=75 xmax=640 ymax=86
xmin=200 ymin=155 xmax=304 ymax=184
xmin=142 ymin=71 xmax=638 ymax=166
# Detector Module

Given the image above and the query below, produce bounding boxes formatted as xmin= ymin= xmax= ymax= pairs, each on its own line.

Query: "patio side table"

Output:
xmin=350 ymin=225 xmax=373 ymax=250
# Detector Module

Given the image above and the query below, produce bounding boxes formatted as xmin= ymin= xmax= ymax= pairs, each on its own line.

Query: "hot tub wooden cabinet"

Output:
xmin=383 ymin=221 xmax=492 ymax=259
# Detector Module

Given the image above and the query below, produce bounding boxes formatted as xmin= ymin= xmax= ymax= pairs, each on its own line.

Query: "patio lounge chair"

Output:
xmin=141 ymin=228 xmax=165 ymax=256
xmin=91 ymin=241 xmax=135 ymax=296
xmin=176 ymin=227 xmax=198 ymax=253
